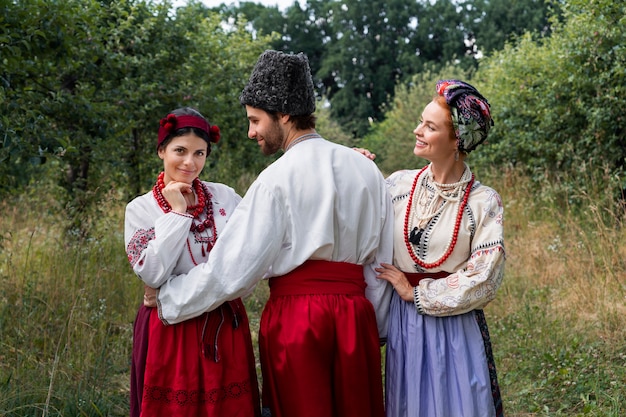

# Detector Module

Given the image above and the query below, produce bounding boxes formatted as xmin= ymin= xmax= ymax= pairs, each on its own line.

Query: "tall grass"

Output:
xmin=1 ymin=166 xmax=625 ymax=416
xmin=483 ymin=165 xmax=626 ymax=416
xmin=0 ymin=191 xmax=139 ymax=416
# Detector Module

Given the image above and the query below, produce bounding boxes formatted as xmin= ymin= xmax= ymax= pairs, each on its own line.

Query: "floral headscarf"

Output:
xmin=436 ymin=79 xmax=494 ymax=153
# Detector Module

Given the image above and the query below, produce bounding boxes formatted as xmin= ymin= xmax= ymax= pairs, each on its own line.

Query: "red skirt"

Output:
xmin=131 ymin=299 xmax=261 ymax=417
xmin=259 ymin=260 xmax=385 ymax=417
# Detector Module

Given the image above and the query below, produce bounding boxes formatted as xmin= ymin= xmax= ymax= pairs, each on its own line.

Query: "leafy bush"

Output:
xmin=475 ymin=0 xmax=626 ymax=191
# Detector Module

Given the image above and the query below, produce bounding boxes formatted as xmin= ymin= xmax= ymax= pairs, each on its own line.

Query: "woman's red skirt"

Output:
xmin=131 ymin=299 xmax=260 ymax=417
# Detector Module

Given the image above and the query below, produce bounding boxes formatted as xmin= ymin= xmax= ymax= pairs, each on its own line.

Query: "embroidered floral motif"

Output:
xmin=483 ymin=189 xmax=504 ymax=224
xmin=219 ymin=208 xmax=226 ymax=216
xmin=143 ymin=379 xmax=252 ymax=406
xmin=127 ymin=227 xmax=155 ymax=266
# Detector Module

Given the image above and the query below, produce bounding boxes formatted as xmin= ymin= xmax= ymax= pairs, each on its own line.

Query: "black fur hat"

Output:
xmin=239 ymin=50 xmax=315 ymax=116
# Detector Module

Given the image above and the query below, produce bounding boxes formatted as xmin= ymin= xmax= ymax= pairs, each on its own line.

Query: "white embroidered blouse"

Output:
xmin=124 ymin=182 xmax=242 ymax=288
xmin=386 ymin=165 xmax=505 ymax=317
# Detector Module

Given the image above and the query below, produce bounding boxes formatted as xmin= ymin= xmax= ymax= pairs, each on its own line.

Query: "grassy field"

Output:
xmin=0 ymin=166 xmax=625 ymax=416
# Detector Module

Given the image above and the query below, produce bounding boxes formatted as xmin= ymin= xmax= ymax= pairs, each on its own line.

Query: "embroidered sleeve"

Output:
xmin=124 ymin=201 xmax=193 ymax=288
xmin=417 ymin=188 xmax=506 ymax=317
xmin=127 ymin=227 xmax=155 ymax=267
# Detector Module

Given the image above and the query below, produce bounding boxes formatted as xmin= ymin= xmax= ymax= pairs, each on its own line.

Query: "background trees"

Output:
xmin=1 ymin=0 xmax=269 ymax=235
xmin=2 ymin=0 xmax=625 ymax=233
xmin=466 ymin=0 xmax=555 ymax=57
xmin=231 ymin=0 xmax=553 ymax=136
xmin=474 ymin=0 xmax=626 ymax=198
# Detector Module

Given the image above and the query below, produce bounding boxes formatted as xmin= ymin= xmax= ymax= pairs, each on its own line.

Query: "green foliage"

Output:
xmin=467 ymin=0 xmax=557 ymax=57
xmin=1 ymin=0 xmax=558 ymax=233
xmin=367 ymin=0 xmax=626 ymax=205
xmin=317 ymin=0 xmax=417 ymax=137
xmin=491 ymin=305 xmax=626 ymax=416
xmin=216 ymin=1 xmax=287 ymax=41
xmin=314 ymin=99 xmax=354 ymax=147
xmin=481 ymin=164 xmax=626 ymax=416
xmin=0 ymin=0 xmax=271 ymax=236
xmin=409 ymin=0 xmax=471 ymax=65
xmin=0 ymin=194 xmax=137 ymax=416
xmin=475 ymin=0 xmax=626 ymax=188
xmin=229 ymin=0 xmax=552 ymax=138
xmin=1 ymin=0 xmax=96 ymax=192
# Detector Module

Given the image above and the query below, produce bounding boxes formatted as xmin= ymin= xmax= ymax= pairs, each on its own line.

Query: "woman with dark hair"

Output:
xmin=125 ymin=107 xmax=260 ymax=417
xmin=370 ymin=81 xmax=506 ymax=417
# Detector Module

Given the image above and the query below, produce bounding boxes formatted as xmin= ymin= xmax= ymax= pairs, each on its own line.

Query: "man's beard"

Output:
xmin=260 ymin=121 xmax=284 ymax=155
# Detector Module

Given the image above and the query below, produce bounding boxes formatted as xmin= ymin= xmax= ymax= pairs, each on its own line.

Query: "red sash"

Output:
xmin=269 ymin=259 xmax=365 ymax=296
xmin=405 ymin=271 xmax=450 ymax=286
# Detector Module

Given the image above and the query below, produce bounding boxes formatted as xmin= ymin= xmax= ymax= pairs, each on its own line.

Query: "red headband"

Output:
xmin=157 ymin=114 xmax=221 ymax=148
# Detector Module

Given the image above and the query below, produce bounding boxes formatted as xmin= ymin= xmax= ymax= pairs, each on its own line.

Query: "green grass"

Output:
xmin=484 ymin=165 xmax=626 ymax=416
xmin=1 ymin=166 xmax=625 ymax=416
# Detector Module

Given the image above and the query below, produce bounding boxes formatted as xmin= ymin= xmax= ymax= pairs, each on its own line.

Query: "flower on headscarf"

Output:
xmin=157 ymin=112 xmax=214 ymax=150
xmin=159 ymin=114 xmax=178 ymax=135
xmin=436 ymin=79 xmax=494 ymax=153
xmin=209 ymin=124 xmax=221 ymax=143
xmin=436 ymin=80 xmax=456 ymax=96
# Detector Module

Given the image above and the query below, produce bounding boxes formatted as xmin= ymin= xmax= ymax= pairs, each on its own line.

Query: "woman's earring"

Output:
xmin=454 ymin=149 xmax=459 ymax=161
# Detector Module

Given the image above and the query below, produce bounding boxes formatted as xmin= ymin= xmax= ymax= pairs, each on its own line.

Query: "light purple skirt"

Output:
xmin=385 ymin=292 xmax=503 ymax=417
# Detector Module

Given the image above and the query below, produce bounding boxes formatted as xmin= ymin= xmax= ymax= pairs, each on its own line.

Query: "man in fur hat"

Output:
xmin=151 ymin=50 xmax=392 ymax=417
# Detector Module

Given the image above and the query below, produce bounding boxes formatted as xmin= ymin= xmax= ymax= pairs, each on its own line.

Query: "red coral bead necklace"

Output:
xmin=153 ymin=171 xmax=218 ymax=259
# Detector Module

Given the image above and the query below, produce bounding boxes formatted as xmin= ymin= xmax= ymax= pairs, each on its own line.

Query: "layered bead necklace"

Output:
xmin=403 ymin=164 xmax=474 ymax=269
xmin=153 ymin=172 xmax=218 ymax=261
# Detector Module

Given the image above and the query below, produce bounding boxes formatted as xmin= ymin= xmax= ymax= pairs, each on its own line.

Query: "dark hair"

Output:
xmin=158 ymin=107 xmax=212 ymax=154
xmin=290 ymin=113 xmax=317 ymax=130
xmin=266 ymin=110 xmax=317 ymax=130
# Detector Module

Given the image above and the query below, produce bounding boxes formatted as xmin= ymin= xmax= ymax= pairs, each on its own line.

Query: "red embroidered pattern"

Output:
xmin=143 ymin=379 xmax=252 ymax=406
xmin=127 ymin=228 xmax=155 ymax=267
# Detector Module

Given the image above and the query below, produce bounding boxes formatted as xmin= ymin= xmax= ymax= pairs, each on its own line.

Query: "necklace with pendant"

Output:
xmin=153 ymin=172 xmax=218 ymax=259
xmin=403 ymin=165 xmax=474 ymax=269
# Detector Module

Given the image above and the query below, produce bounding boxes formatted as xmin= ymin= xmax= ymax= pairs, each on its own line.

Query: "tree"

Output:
xmin=1 ymin=0 xmax=121 ymax=224
xmin=316 ymin=0 xmax=423 ymax=137
xmin=370 ymin=0 xmax=625 ymax=190
xmin=470 ymin=0 xmax=626 ymax=198
xmin=215 ymin=0 xmax=287 ymax=42
xmin=106 ymin=1 xmax=269 ymax=198
xmin=465 ymin=0 xmax=556 ymax=57
xmin=1 ymin=0 xmax=93 ymax=195
xmin=0 ymin=0 xmax=270 ymax=236
xmin=222 ymin=0 xmax=557 ymax=139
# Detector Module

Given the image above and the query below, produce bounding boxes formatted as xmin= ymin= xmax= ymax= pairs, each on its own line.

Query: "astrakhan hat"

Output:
xmin=240 ymin=50 xmax=316 ymax=116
